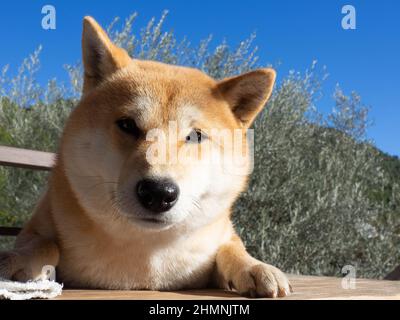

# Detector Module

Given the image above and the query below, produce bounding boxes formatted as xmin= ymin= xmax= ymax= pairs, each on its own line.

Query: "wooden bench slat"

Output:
xmin=0 ymin=146 xmax=48 ymax=237
xmin=0 ymin=226 xmax=21 ymax=236
xmin=0 ymin=146 xmax=55 ymax=170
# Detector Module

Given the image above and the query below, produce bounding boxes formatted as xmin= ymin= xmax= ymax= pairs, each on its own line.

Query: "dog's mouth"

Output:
xmin=131 ymin=215 xmax=174 ymax=230
xmin=140 ymin=217 xmax=165 ymax=224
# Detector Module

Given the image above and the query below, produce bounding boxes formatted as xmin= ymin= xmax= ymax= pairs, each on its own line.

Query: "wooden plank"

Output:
xmin=0 ymin=227 xmax=21 ymax=236
xmin=57 ymin=289 xmax=241 ymax=300
xmin=283 ymin=275 xmax=400 ymax=300
xmin=55 ymin=275 xmax=400 ymax=300
xmin=0 ymin=146 xmax=55 ymax=171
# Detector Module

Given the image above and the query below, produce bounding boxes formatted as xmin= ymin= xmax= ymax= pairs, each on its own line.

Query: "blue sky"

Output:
xmin=0 ymin=0 xmax=399 ymax=156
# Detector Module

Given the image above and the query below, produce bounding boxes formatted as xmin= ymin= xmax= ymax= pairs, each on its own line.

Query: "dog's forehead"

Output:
xmin=117 ymin=74 xmax=214 ymax=128
xmin=128 ymin=93 xmax=203 ymax=129
xmin=106 ymin=64 xmax=236 ymax=130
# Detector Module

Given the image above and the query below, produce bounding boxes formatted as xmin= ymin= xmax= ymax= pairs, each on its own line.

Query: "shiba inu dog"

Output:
xmin=0 ymin=17 xmax=291 ymax=298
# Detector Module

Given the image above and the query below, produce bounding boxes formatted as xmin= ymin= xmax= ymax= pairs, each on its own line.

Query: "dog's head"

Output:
xmin=60 ymin=17 xmax=275 ymax=234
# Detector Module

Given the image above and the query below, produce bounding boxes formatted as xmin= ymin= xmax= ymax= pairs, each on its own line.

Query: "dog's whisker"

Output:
xmin=81 ymin=181 xmax=118 ymax=194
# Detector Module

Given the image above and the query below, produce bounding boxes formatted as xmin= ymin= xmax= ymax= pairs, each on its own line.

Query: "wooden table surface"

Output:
xmin=55 ymin=275 xmax=400 ymax=300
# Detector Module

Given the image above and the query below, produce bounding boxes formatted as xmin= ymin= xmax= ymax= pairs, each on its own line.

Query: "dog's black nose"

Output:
xmin=136 ymin=179 xmax=179 ymax=213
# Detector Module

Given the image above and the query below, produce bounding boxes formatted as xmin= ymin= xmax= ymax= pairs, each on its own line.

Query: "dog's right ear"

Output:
xmin=217 ymin=68 xmax=276 ymax=128
xmin=82 ymin=16 xmax=131 ymax=94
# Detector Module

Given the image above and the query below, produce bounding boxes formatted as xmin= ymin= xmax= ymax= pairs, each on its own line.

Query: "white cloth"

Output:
xmin=0 ymin=278 xmax=63 ymax=300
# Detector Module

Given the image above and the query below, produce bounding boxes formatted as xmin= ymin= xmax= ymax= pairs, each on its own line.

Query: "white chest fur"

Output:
xmin=57 ymin=220 xmax=232 ymax=290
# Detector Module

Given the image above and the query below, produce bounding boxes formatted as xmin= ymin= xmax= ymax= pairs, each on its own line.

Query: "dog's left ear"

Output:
xmin=217 ymin=68 xmax=276 ymax=127
xmin=82 ymin=16 xmax=132 ymax=94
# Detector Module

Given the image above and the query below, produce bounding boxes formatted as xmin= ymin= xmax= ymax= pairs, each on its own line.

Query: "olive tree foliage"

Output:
xmin=234 ymin=69 xmax=400 ymax=278
xmin=0 ymin=12 xmax=398 ymax=278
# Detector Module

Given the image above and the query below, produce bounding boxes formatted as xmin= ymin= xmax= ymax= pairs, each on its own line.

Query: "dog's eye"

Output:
xmin=116 ymin=118 xmax=141 ymax=138
xmin=185 ymin=129 xmax=207 ymax=144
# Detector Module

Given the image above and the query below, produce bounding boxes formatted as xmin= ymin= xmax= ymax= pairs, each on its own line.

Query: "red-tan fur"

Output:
xmin=0 ymin=17 xmax=291 ymax=297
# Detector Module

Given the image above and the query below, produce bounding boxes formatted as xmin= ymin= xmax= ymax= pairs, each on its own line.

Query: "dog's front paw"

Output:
xmin=0 ymin=251 xmax=15 ymax=280
xmin=229 ymin=263 xmax=292 ymax=298
xmin=0 ymin=251 xmax=32 ymax=281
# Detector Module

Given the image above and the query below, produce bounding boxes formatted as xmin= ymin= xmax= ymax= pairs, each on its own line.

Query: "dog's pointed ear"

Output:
xmin=82 ymin=16 xmax=131 ymax=94
xmin=217 ymin=68 xmax=276 ymax=127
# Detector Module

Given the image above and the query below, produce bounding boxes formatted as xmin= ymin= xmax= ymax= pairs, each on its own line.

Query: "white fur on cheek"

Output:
xmin=63 ymin=129 xmax=124 ymax=222
xmin=167 ymin=143 xmax=245 ymax=231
